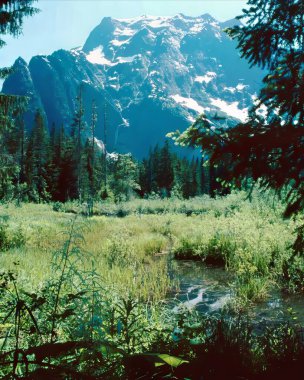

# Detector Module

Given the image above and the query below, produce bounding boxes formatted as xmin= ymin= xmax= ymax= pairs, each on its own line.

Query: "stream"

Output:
xmin=167 ymin=260 xmax=304 ymax=327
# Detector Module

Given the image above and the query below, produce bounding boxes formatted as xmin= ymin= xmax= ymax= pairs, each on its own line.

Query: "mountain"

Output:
xmin=1 ymin=13 xmax=264 ymax=158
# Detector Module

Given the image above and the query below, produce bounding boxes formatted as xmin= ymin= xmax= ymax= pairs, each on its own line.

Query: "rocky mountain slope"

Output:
xmin=2 ymin=13 xmax=264 ymax=157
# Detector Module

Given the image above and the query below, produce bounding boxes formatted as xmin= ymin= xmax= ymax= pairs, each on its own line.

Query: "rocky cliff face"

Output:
xmin=2 ymin=13 xmax=264 ymax=157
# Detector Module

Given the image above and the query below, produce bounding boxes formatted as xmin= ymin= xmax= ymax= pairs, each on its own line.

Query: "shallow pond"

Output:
xmin=167 ymin=260 xmax=304 ymax=327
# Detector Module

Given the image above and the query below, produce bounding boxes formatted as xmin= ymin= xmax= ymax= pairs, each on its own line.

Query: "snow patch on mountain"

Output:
xmin=195 ymin=72 xmax=217 ymax=84
xmin=86 ymin=46 xmax=113 ymax=66
xmin=111 ymin=39 xmax=129 ymax=46
xmin=236 ymin=83 xmax=247 ymax=91
xmin=224 ymin=86 xmax=237 ymax=93
xmin=190 ymin=24 xmax=205 ymax=33
xmin=210 ymin=98 xmax=248 ymax=122
xmin=2 ymin=13 xmax=264 ymax=158
xmin=171 ymin=95 xmax=205 ymax=114
xmin=117 ymin=55 xmax=138 ymax=64
xmin=114 ymin=27 xmax=135 ymax=37
xmin=148 ymin=18 xmax=170 ymax=28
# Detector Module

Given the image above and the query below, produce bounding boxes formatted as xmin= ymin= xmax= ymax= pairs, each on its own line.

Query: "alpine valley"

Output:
xmin=2 ymin=13 xmax=264 ymax=158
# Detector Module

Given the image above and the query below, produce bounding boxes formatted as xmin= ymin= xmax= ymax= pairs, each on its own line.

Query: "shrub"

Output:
xmin=9 ymin=227 xmax=26 ymax=249
xmin=0 ymin=223 xmax=9 ymax=251
xmin=104 ymin=235 xmax=136 ymax=268
xmin=52 ymin=202 xmax=63 ymax=212
xmin=283 ymin=255 xmax=304 ymax=292
xmin=173 ymin=237 xmax=203 ymax=260
xmin=0 ymin=224 xmax=25 ymax=252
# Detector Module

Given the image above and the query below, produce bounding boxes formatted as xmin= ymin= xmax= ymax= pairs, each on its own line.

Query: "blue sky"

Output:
xmin=0 ymin=1 xmax=247 ymax=68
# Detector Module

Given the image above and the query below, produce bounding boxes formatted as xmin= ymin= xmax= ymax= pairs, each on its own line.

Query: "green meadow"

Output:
xmin=0 ymin=191 xmax=300 ymax=304
xmin=1 ymin=192 xmax=304 ymax=378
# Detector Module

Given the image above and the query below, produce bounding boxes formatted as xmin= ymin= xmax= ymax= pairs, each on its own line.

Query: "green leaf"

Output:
xmin=157 ymin=353 xmax=188 ymax=367
xmin=127 ymin=353 xmax=188 ymax=369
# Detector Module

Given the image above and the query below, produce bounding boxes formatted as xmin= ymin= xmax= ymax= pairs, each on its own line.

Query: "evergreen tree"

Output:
xmin=82 ymin=138 xmax=93 ymax=202
xmin=71 ymin=86 xmax=85 ymax=201
xmin=178 ymin=158 xmax=192 ymax=199
xmin=109 ymin=154 xmax=140 ymax=202
xmin=157 ymin=141 xmax=174 ymax=196
xmin=0 ymin=1 xmax=39 ymax=78
xmin=5 ymin=113 xmax=27 ymax=200
xmin=137 ymin=160 xmax=150 ymax=197
xmin=171 ymin=156 xmax=183 ymax=198
xmin=87 ymin=100 xmax=97 ymax=214
xmin=57 ymin=132 xmax=78 ymax=202
xmin=150 ymin=145 xmax=160 ymax=193
xmin=171 ymin=0 xmax=303 ymax=213
xmin=25 ymin=110 xmax=49 ymax=201
xmin=200 ymin=157 xmax=210 ymax=195
xmin=138 ymin=144 xmax=210 ymax=199
xmin=0 ymin=1 xmax=38 ymax=201
xmin=190 ymin=158 xmax=200 ymax=197
xmin=46 ymin=123 xmax=62 ymax=200
xmin=0 ymin=99 xmax=28 ymax=200
xmin=0 ymin=146 xmax=18 ymax=200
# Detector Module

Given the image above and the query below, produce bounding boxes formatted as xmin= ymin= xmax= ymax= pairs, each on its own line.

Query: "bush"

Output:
xmin=52 ymin=202 xmax=64 ymax=212
xmin=10 ymin=227 xmax=26 ymax=249
xmin=173 ymin=237 xmax=203 ymax=260
xmin=0 ymin=223 xmax=9 ymax=251
xmin=283 ymin=255 xmax=304 ymax=292
xmin=0 ymin=223 xmax=26 ymax=252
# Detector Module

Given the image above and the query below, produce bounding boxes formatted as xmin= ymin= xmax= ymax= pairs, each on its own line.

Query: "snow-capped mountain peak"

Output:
xmin=2 ymin=14 xmax=263 ymax=157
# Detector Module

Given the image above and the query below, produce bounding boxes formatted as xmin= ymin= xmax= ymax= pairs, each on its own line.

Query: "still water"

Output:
xmin=167 ymin=260 xmax=304 ymax=326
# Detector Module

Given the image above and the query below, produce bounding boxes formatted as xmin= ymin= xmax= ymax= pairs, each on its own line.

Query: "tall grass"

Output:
xmin=0 ymin=190 xmax=302 ymax=305
xmin=0 ymin=209 xmax=303 ymax=379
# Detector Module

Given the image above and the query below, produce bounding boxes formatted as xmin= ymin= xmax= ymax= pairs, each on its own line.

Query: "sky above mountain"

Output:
xmin=0 ymin=0 xmax=247 ymax=69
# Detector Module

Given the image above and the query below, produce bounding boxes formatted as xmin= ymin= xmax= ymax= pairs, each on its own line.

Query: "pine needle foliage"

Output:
xmin=171 ymin=0 xmax=304 ymax=217
xmin=0 ymin=0 xmax=39 ymax=78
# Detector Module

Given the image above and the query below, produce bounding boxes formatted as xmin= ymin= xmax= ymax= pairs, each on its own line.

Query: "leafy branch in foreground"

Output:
xmin=170 ymin=0 xmax=304 ymax=218
xmin=0 ymin=1 xmax=39 ymax=78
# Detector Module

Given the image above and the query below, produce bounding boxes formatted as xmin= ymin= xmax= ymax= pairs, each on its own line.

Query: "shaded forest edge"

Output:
xmin=0 ymin=105 xmax=225 ymax=204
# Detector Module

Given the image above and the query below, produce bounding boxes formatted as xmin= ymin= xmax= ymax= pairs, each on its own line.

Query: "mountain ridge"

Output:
xmin=1 ymin=13 xmax=264 ymax=158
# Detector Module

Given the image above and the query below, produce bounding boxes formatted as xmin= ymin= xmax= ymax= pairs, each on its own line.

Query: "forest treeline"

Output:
xmin=1 ymin=103 xmax=228 ymax=204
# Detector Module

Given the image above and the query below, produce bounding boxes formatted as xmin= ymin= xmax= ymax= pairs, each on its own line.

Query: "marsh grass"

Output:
xmin=0 ymin=191 xmax=302 ymax=304
xmin=1 ymin=193 xmax=304 ymax=378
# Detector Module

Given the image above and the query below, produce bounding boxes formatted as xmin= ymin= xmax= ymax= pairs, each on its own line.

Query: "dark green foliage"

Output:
xmin=109 ymin=153 xmax=139 ymax=202
xmin=0 ymin=223 xmax=9 ymax=251
xmin=0 ymin=96 xmax=28 ymax=201
xmin=1 ymin=83 xmax=228 ymax=203
xmin=0 ymin=1 xmax=39 ymax=41
xmin=0 ymin=223 xmax=25 ymax=251
xmin=0 ymin=1 xmax=38 ymax=201
xmin=57 ymin=134 xmax=78 ymax=201
xmin=45 ymin=124 xmax=62 ymax=199
xmin=0 ymin=95 xmax=28 ymax=134
xmin=1 ymin=272 xmax=303 ymax=379
xmin=171 ymin=0 xmax=303 ymax=215
xmin=24 ymin=109 xmax=50 ymax=201
xmin=156 ymin=141 xmax=174 ymax=194
xmin=1 ymin=120 xmax=216 ymax=202
xmin=0 ymin=1 xmax=39 ymax=78
xmin=71 ymin=86 xmax=86 ymax=200
xmin=137 ymin=142 xmax=223 ymax=199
